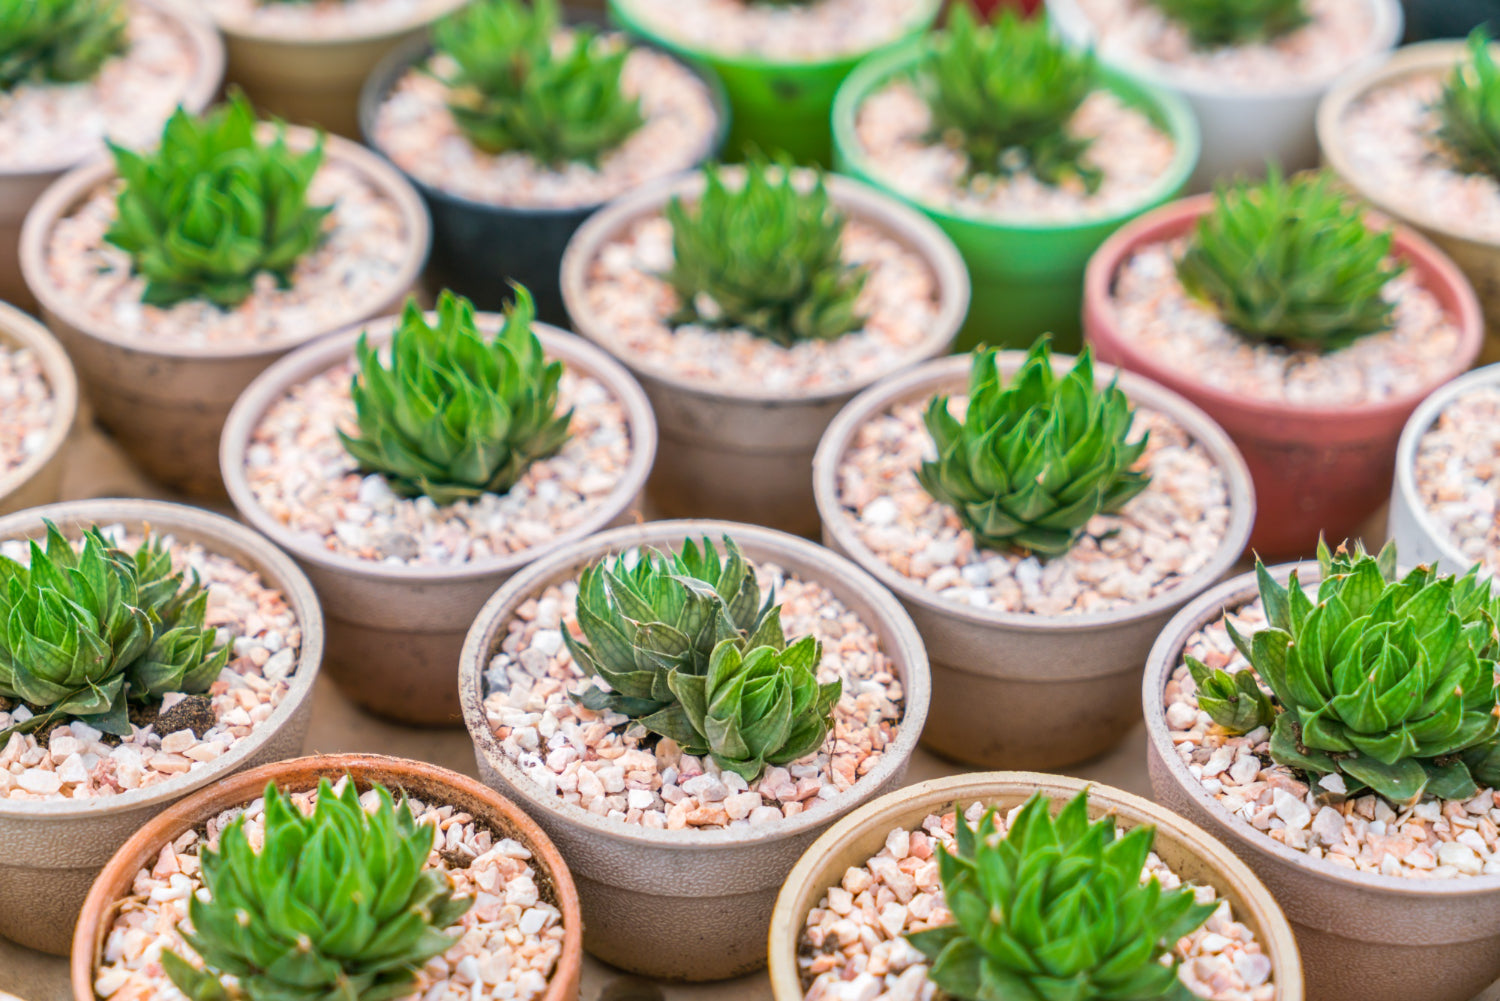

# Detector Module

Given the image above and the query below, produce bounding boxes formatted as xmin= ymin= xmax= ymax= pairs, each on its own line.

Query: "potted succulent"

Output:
xmin=0 ymin=301 xmax=78 ymax=516
xmin=0 ymin=0 xmax=223 ymax=310
xmin=221 ymin=287 xmax=656 ymax=726
xmin=199 ymin=0 xmax=470 ymax=139
xmin=71 ymin=754 xmax=584 ymax=1001
xmin=812 ymin=339 xmax=1254 ymax=769
xmin=1146 ymin=540 xmax=1500 ymax=1001
xmin=560 ymin=158 xmax=969 ymax=537
xmin=1320 ymin=31 xmax=1500 ymax=364
xmin=458 ymin=519 xmax=931 ymax=981
xmin=20 ymin=94 xmax=429 ymax=498
xmin=0 ymin=498 xmax=323 ymax=956
xmin=607 ymin=0 xmax=942 ymax=165
xmin=831 ymin=5 xmax=1199 ymax=352
xmin=1048 ymin=0 xmax=1403 ymax=191
xmin=769 ymin=773 xmax=1304 ymax=1001
xmin=1084 ymin=168 xmax=1484 ymax=557
xmin=360 ymin=0 xmax=725 ymax=324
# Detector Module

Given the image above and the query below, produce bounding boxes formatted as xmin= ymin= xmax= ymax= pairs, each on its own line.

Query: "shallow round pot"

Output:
xmin=1084 ymin=193 xmax=1484 ymax=559
xmin=0 ymin=498 xmax=324 ymax=955
xmin=20 ymin=129 xmax=430 ymax=499
xmin=222 ymin=312 xmax=657 ymax=727
xmin=0 ymin=302 xmax=78 ymax=516
xmin=768 ymin=771 xmax=1304 ymax=999
xmin=359 ymin=36 xmax=727 ymax=327
xmin=813 ymin=351 xmax=1254 ymax=770
xmin=1145 ymin=566 xmax=1500 ymax=1001
xmin=1050 ymin=0 xmax=1403 ymax=193
xmin=71 ymin=753 xmax=583 ymax=1001
xmin=831 ymin=41 xmax=1198 ymax=353
xmin=561 ymin=170 xmax=970 ymax=538
xmin=459 ymin=519 xmax=931 ymax=981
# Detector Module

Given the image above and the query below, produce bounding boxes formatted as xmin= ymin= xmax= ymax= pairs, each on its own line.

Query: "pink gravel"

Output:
xmin=613 ymin=0 xmax=932 ymax=61
xmin=0 ymin=343 xmax=56 ymax=480
xmin=1412 ymin=383 xmax=1500 ymax=572
xmin=205 ymin=0 xmax=458 ymax=36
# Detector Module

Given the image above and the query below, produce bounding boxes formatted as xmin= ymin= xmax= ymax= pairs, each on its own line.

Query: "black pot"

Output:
xmin=359 ymin=34 xmax=728 ymax=326
xmin=1402 ymin=0 xmax=1500 ymax=39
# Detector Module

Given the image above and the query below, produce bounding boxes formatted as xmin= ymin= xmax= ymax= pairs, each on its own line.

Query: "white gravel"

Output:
xmin=204 ymin=0 xmax=456 ymax=36
xmin=0 ymin=344 xmax=56 ymax=480
xmin=613 ymin=0 xmax=933 ymax=61
xmin=1412 ymin=383 xmax=1500 ymax=573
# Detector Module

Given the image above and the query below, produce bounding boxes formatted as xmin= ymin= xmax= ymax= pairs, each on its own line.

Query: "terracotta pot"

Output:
xmin=0 ymin=302 xmax=78 ymax=516
xmin=1144 ymin=566 xmax=1500 ymax=1001
xmin=222 ymin=312 xmax=657 ymax=727
xmin=1084 ymin=194 xmax=1483 ymax=559
xmin=560 ymin=170 xmax=970 ymax=538
xmin=0 ymin=499 xmax=324 ymax=955
xmin=458 ymin=519 xmax=931 ymax=981
xmin=813 ymin=351 xmax=1254 ymax=770
xmin=0 ymin=0 xmax=223 ymax=312
xmin=19 ymin=129 xmax=430 ymax=499
xmin=71 ymin=753 xmax=583 ymax=1001
xmin=1319 ymin=40 xmax=1500 ymax=367
xmin=767 ymin=771 xmax=1305 ymax=1000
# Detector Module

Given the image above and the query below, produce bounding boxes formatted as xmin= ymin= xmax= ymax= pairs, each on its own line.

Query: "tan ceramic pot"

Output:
xmin=20 ymin=129 xmax=430 ymax=499
xmin=222 ymin=312 xmax=657 ymax=727
xmin=0 ymin=499 xmax=323 ymax=956
xmin=0 ymin=0 xmax=223 ymax=312
xmin=1144 ymin=566 xmax=1500 ymax=1001
xmin=458 ymin=519 xmax=931 ymax=981
xmin=70 ymin=753 xmax=584 ymax=1001
xmin=813 ymin=351 xmax=1255 ymax=771
xmin=768 ymin=771 xmax=1305 ymax=999
xmin=560 ymin=170 xmax=970 ymax=538
xmin=0 ymin=302 xmax=78 ymax=516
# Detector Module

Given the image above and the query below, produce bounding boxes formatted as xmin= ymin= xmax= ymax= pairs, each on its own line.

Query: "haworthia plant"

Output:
xmin=1435 ymin=29 xmax=1500 ymax=183
xmin=1150 ymin=0 xmax=1311 ymax=48
xmin=0 ymin=0 xmax=127 ymax=92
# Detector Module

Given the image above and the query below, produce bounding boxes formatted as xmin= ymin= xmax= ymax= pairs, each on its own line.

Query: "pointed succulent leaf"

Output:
xmin=1436 ymin=30 xmax=1500 ymax=184
xmin=0 ymin=0 xmax=126 ymax=92
xmin=1148 ymin=0 xmax=1310 ymax=48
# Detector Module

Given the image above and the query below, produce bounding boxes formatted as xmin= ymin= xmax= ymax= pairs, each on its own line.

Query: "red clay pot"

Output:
xmin=1084 ymin=194 xmax=1483 ymax=559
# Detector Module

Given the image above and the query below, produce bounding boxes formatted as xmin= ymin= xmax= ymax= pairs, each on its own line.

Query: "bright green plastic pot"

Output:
xmin=607 ymin=0 xmax=941 ymax=165
xmin=832 ymin=45 xmax=1199 ymax=352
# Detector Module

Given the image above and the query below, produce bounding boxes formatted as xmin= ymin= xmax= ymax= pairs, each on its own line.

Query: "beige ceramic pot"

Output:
xmin=0 ymin=0 xmax=223 ymax=312
xmin=459 ymin=519 xmax=931 ymax=981
xmin=71 ymin=753 xmax=584 ymax=1001
xmin=0 ymin=302 xmax=78 ymax=516
xmin=813 ymin=351 xmax=1255 ymax=771
xmin=1144 ymin=566 xmax=1500 ymax=1001
xmin=560 ymin=170 xmax=970 ymax=538
xmin=20 ymin=129 xmax=430 ymax=499
xmin=222 ymin=312 xmax=657 ymax=727
xmin=768 ymin=771 xmax=1305 ymax=1000
xmin=0 ymin=499 xmax=323 ymax=956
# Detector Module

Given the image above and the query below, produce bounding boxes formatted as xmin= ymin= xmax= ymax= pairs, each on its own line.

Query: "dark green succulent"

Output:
xmin=1435 ymin=29 xmax=1500 ymax=182
xmin=163 ymin=778 xmax=472 ymax=1001
xmin=0 ymin=523 xmax=229 ymax=739
xmin=0 ymin=0 xmax=128 ymax=92
xmin=339 ymin=288 xmax=573 ymax=506
xmin=921 ymin=5 xmax=1101 ymax=191
xmin=104 ymin=94 xmax=331 ymax=310
xmin=917 ymin=339 xmax=1150 ymax=559
xmin=663 ymin=159 xmax=867 ymax=347
xmin=1175 ymin=167 xmax=1405 ymax=352
xmin=1189 ymin=539 xmax=1500 ymax=805
xmin=1150 ymin=0 xmax=1311 ymax=48
xmin=909 ymin=790 xmax=1215 ymax=1001
xmin=431 ymin=0 xmax=644 ymax=167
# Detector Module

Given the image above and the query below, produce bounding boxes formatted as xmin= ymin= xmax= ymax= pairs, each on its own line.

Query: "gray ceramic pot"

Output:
xmin=0 ymin=302 xmax=77 ymax=517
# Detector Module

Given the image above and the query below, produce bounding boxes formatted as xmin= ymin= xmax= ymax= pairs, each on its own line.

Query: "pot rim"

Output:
xmin=0 ymin=302 xmax=79 ymax=505
xmin=458 ymin=518 xmax=932 ymax=848
xmin=766 ymin=770 xmax=1305 ymax=1001
xmin=69 ymin=752 xmax=584 ymax=1001
xmin=206 ymin=0 xmax=469 ymax=47
xmin=1048 ymin=0 xmax=1403 ymax=101
xmin=830 ymin=41 xmax=1201 ymax=234
xmin=219 ymin=311 xmax=658 ymax=585
xmin=812 ymin=350 xmax=1256 ymax=633
xmin=559 ymin=168 xmax=971 ymax=405
xmin=0 ymin=498 xmax=324 ymax=821
xmin=1143 ymin=561 xmax=1500 ymax=896
xmin=1083 ymin=192 xmax=1485 ymax=420
xmin=18 ymin=126 xmax=431 ymax=362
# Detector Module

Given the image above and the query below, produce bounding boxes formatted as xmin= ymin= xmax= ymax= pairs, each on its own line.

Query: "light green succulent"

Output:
xmin=1435 ymin=29 xmax=1500 ymax=182
xmin=0 ymin=0 xmax=128 ymax=92
xmin=1150 ymin=0 xmax=1311 ymax=48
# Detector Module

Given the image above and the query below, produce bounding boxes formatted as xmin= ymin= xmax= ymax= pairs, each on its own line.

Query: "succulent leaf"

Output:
xmin=0 ymin=0 xmax=127 ymax=92
xmin=1175 ymin=167 xmax=1404 ymax=352
xmin=1186 ymin=656 xmax=1274 ymax=733
xmin=165 ymin=778 xmax=472 ymax=1001
xmin=1149 ymin=0 xmax=1310 ymax=48
xmin=663 ymin=159 xmax=868 ymax=348
xmin=339 ymin=287 xmax=573 ymax=506
xmin=1435 ymin=30 xmax=1500 ymax=183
